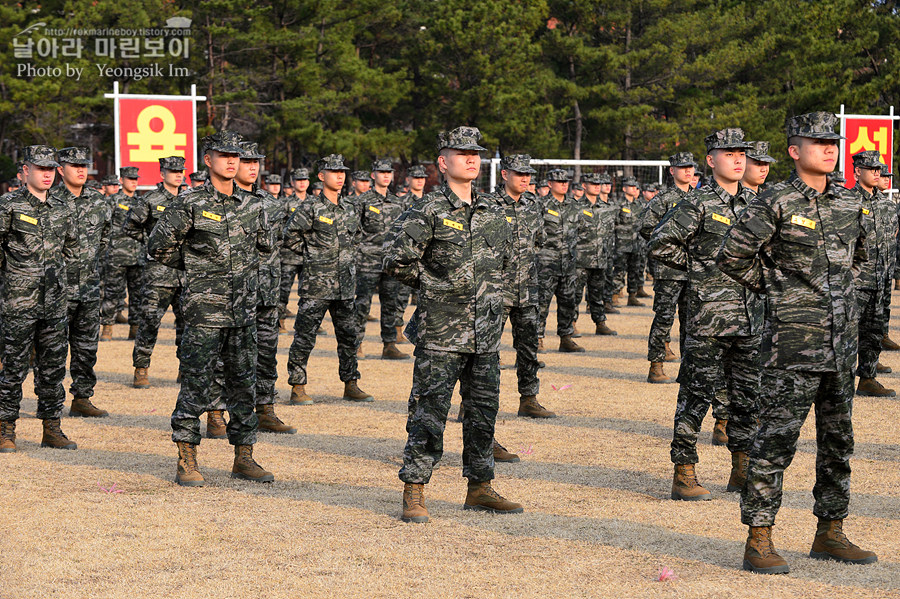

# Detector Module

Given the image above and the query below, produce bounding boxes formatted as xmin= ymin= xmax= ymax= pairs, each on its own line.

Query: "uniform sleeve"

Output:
xmin=147 ymin=198 xmax=191 ymax=270
xmin=383 ymin=203 xmax=433 ymax=289
xmin=97 ymin=201 xmax=112 ymax=264
xmin=639 ymin=197 xmax=663 ymax=241
xmin=124 ymin=195 xmax=149 ymax=242
xmin=282 ymin=201 xmax=313 ymax=256
xmin=716 ymin=198 xmax=775 ymax=293
xmin=0 ymin=201 xmax=11 ymax=268
xmin=853 ymin=205 xmax=868 ymax=276
xmin=256 ymin=196 xmax=274 ymax=255
xmin=647 ymin=200 xmax=701 ymax=271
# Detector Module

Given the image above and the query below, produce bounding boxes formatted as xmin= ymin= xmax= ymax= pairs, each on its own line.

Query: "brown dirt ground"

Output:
xmin=3 ymin=287 xmax=900 ymax=599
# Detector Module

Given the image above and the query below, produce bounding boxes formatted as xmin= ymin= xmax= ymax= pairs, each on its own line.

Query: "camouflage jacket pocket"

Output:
xmin=772 ymin=303 xmax=827 ymax=367
xmin=776 ymin=224 xmax=819 ymax=271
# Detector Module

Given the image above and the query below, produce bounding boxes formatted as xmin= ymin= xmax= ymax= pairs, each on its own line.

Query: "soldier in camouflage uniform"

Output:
xmin=265 ymin=174 xmax=282 ymax=198
xmin=393 ymin=165 xmax=429 ymax=333
xmin=718 ymin=112 xmax=877 ymax=574
xmin=284 ymin=154 xmax=373 ymax=406
xmin=0 ymin=146 xmax=79 ymax=452
xmin=101 ymin=175 xmax=120 ymax=197
xmin=350 ymin=171 xmax=371 ymax=197
xmin=850 ymin=150 xmax=895 ymax=397
xmin=650 ymin=128 xmax=763 ymax=502
xmin=537 ymin=168 xmax=583 ymax=353
xmin=353 ymin=158 xmax=409 ymax=360
xmin=613 ymin=177 xmax=645 ymax=307
xmin=742 ymin=141 xmax=777 ymax=197
xmin=639 ymin=153 xmax=695 ymax=384
xmin=385 ymin=127 xmax=522 ymax=523
xmin=148 ymin=131 xmax=275 ymax=487
xmin=125 ymin=156 xmax=186 ymax=389
xmin=52 ymin=147 xmax=113 ymax=418
xmin=100 ymin=167 xmax=144 ymax=342
xmin=878 ymin=166 xmax=900 ymax=352
xmin=633 ymin=182 xmax=658 ymax=299
xmin=575 ymin=172 xmax=618 ymax=336
xmin=588 ymin=173 xmax=621 ymax=315
xmin=188 ymin=171 xmax=207 ymax=188
xmin=278 ymin=167 xmax=311 ymax=328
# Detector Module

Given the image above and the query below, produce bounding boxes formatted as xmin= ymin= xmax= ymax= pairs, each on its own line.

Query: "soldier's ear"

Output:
xmin=203 ymin=153 xmax=212 ymax=169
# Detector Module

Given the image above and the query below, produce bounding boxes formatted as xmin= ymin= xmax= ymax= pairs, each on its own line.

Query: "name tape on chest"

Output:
xmin=583 ymin=210 xmax=594 ymax=217
xmin=202 ymin=210 xmax=222 ymax=222
xmin=318 ymin=215 xmax=334 ymax=225
xmin=790 ymin=215 xmax=816 ymax=230
xmin=621 ymin=207 xmax=631 ymax=214
xmin=711 ymin=213 xmax=731 ymax=226
xmin=155 ymin=205 xmax=166 ymax=212
xmin=506 ymin=216 xmax=513 ymax=223
xmin=443 ymin=218 xmax=464 ymax=231
xmin=862 ymin=208 xmax=870 ymax=215
xmin=117 ymin=203 xmax=130 ymax=211
xmin=368 ymin=205 xmax=381 ymax=214
xmin=547 ymin=209 xmax=560 ymax=217
xmin=19 ymin=213 xmax=38 ymax=225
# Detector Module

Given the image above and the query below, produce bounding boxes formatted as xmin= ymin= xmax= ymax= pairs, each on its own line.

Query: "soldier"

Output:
xmin=125 ymin=156 xmax=186 ymax=388
xmin=148 ymin=131 xmax=274 ymax=486
xmin=650 ymin=128 xmax=763 ymax=502
xmin=277 ymin=168 xmax=310 ymax=329
xmin=718 ymin=112 xmax=876 ymax=574
xmin=613 ymin=177 xmax=645 ymax=307
xmin=0 ymin=146 xmax=78 ymax=452
xmin=385 ymin=126 xmax=521 ymax=523
xmin=100 ymin=167 xmax=144 ymax=341
xmin=188 ymin=171 xmax=207 ymax=188
xmin=639 ymin=153 xmax=694 ymax=384
xmin=592 ymin=173 xmax=621 ymax=315
xmin=394 ymin=165 xmax=429 ymax=326
xmin=571 ymin=182 xmax=584 ymax=201
xmin=311 ymin=181 xmax=323 ymax=196
xmin=5 ymin=179 xmax=20 ymax=193
xmin=575 ymin=172 xmax=618 ymax=336
xmin=876 ymin=165 xmax=900 ymax=351
xmin=101 ymin=175 xmax=120 ymax=197
xmin=743 ymin=141 xmax=777 ymax=196
xmin=354 ymin=159 xmax=409 ymax=360
xmin=284 ymin=154 xmax=373 ymax=406
xmin=350 ymin=171 xmax=371 ymax=197
xmin=536 ymin=180 xmax=549 ymax=198
xmin=632 ymin=182 xmax=658 ymax=300
xmin=52 ymin=147 xmax=113 ymax=418
xmin=266 ymin=174 xmax=282 ymax=198
xmin=850 ymin=150 xmax=895 ymax=397
xmin=536 ymin=168 xmax=583 ymax=353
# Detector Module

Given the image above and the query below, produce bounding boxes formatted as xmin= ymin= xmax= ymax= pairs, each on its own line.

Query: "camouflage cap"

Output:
xmin=85 ymin=179 xmax=102 ymax=190
xmin=239 ymin=141 xmax=265 ymax=160
xmin=500 ymin=154 xmax=537 ymax=174
xmin=881 ymin=164 xmax=893 ymax=178
xmin=7 ymin=178 xmax=20 ymax=187
xmin=668 ymin=152 xmax=695 ymax=167
xmin=120 ymin=166 xmax=140 ymax=179
xmin=290 ymin=168 xmax=310 ymax=181
xmin=318 ymin=154 xmax=350 ymax=172
xmin=407 ymin=165 xmax=427 ymax=178
xmin=537 ymin=180 xmax=549 ymax=188
xmin=23 ymin=145 xmax=59 ymax=167
xmin=265 ymin=174 xmax=282 ymax=185
xmin=57 ymin=146 xmax=92 ymax=165
xmin=643 ymin=182 xmax=660 ymax=192
xmin=202 ymin=130 xmax=244 ymax=154
xmin=622 ymin=177 xmax=641 ymax=188
xmin=704 ymin=128 xmax=753 ymax=152
xmin=785 ymin=112 xmax=843 ymax=140
xmin=571 ymin=182 xmax=584 ymax=191
xmin=371 ymin=158 xmax=394 ymax=172
xmin=852 ymin=150 xmax=882 ymax=169
xmin=831 ymin=174 xmax=847 ymax=184
xmin=311 ymin=181 xmax=324 ymax=190
xmin=580 ymin=172 xmax=604 ymax=185
xmin=746 ymin=141 xmax=777 ymax=163
xmin=159 ymin=156 xmax=186 ymax=171
xmin=101 ymin=175 xmax=120 ymax=186
xmin=351 ymin=170 xmax=369 ymax=181
xmin=189 ymin=170 xmax=208 ymax=182
xmin=545 ymin=168 xmax=570 ymax=182
xmin=436 ymin=126 xmax=487 ymax=152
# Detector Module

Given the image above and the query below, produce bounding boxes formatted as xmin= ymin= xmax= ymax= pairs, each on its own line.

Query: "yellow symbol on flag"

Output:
xmin=712 ymin=213 xmax=731 ymax=225
xmin=848 ymin=125 xmax=890 ymax=157
xmin=127 ymin=105 xmax=187 ymax=163
xmin=443 ymin=218 xmax=463 ymax=231
xmin=790 ymin=215 xmax=816 ymax=229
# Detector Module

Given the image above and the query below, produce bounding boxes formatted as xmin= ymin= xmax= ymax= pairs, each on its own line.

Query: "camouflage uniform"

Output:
xmin=536 ymin=169 xmax=579 ymax=339
xmin=574 ymin=172 xmax=618 ymax=326
xmin=283 ymin=155 xmax=362 ymax=387
xmin=148 ymin=133 xmax=272 ymax=446
xmin=394 ymin=165 xmax=428 ymax=321
xmin=100 ymin=167 xmax=143 ymax=327
xmin=881 ymin=166 xmax=897 ymax=335
xmin=0 ymin=146 xmax=77 ymax=422
xmin=279 ymin=168 xmax=309 ymax=320
xmin=613 ymin=179 xmax=644 ymax=295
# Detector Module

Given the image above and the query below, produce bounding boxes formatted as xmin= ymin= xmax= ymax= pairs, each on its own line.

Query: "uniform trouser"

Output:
xmin=741 ymin=367 xmax=854 ymax=526
xmin=133 ymin=284 xmax=183 ymax=369
xmin=100 ymin=263 xmax=143 ymax=325
xmin=287 ymin=298 xmax=360 ymax=386
xmin=613 ymin=250 xmax=642 ymax=295
xmin=856 ymin=288 xmax=882 ymax=379
xmin=601 ymin=263 xmax=617 ymax=306
xmin=500 ymin=305 xmax=540 ymax=396
xmin=0 ymin=314 xmax=67 ymax=421
xmin=882 ymin=277 xmax=893 ymax=337
xmin=574 ymin=267 xmax=609 ymax=325
xmin=172 ymin=324 xmax=258 ymax=446
xmin=671 ymin=333 xmax=761 ymax=464
xmin=355 ymin=271 xmax=400 ymax=344
xmin=648 ymin=279 xmax=687 ymax=362
xmin=399 ymin=349 xmax=499 ymax=484
xmin=395 ymin=283 xmax=413 ymax=325
xmin=636 ymin=247 xmax=649 ymax=283
xmin=209 ymin=305 xmax=279 ymax=411
xmin=67 ymin=297 xmax=101 ymax=399
xmin=278 ymin=263 xmax=303 ymax=318
xmin=537 ymin=264 xmax=577 ymax=338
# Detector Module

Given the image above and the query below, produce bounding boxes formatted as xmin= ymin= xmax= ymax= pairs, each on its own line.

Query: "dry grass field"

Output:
xmin=3 ymin=289 xmax=900 ymax=599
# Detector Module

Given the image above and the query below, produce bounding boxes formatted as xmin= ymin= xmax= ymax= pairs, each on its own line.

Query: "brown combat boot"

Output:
xmin=366 ymin=312 xmax=378 ymax=322
xmin=518 ymin=395 xmax=557 ymax=419
xmin=636 ymin=287 xmax=651 ymax=298
xmin=876 ymin=361 xmax=892 ymax=374
xmin=0 ymin=420 xmax=16 ymax=453
xmin=743 ymin=526 xmax=790 ymax=574
xmin=256 ymin=403 xmax=297 ymax=434
xmin=671 ymin=464 xmax=711 ymax=501
xmin=396 ymin=325 xmax=409 ymax=344
xmin=809 ymin=519 xmax=877 ymax=564
xmin=115 ymin=310 xmax=129 ymax=324
xmin=464 ymin=481 xmax=524 ymax=514
xmin=285 ymin=307 xmax=296 ymax=317
xmin=128 ymin=324 xmax=138 ymax=340
xmin=289 ymin=384 xmax=314 ymax=405
xmin=572 ymin=326 xmax=581 ymax=338
xmin=664 ymin=342 xmax=677 ymax=362
xmin=559 ymin=335 xmax=585 ymax=353
xmin=712 ymin=418 xmax=729 ymax=446
xmin=627 ymin=293 xmax=645 ymax=307
xmin=133 ymin=367 xmax=149 ymax=389
xmin=492 ymin=439 xmax=520 ymax=463
xmin=175 ymin=441 xmax=204 ymax=487
xmin=382 ymin=342 xmax=410 ymax=360
xmin=537 ymin=338 xmax=545 ymax=353
xmin=595 ymin=322 xmax=618 ymax=336
xmin=69 ymin=397 xmax=109 ymax=418
xmin=895 ymin=279 xmax=900 ymax=291
xmin=401 ymin=483 xmax=429 ymax=523
xmin=727 ymin=451 xmax=749 ymax=492
xmin=856 ymin=377 xmax=896 ymax=397
xmin=882 ymin=334 xmax=900 ymax=351
xmin=278 ymin=318 xmax=287 ymax=333
xmin=99 ymin=324 xmax=113 ymax=341
xmin=343 ymin=380 xmax=374 ymax=402
xmin=605 ymin=304 xmax=621 ymax=314
xmin=206 ymin=410 xmax=227 ymax=439
xmin=647 ymin=362 xmax=674 ymax=384
xmin=40 ymin=418 xmax=77 ymax=450
xmin=231 ymin=444 xmax=274 ymax=482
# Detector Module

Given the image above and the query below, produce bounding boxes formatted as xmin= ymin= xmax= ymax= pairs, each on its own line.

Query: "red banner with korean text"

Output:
xmin=841 ymin=116 xmax=894 ymax=189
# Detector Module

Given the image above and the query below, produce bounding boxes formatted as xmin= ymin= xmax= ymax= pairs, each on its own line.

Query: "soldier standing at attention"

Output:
xmin=718 ymin=112 xmax=877 ymax=574
xmin=265 ymin=174 xmax=283 ymax=198
xmin=850 ymin=150 xmax=895 ymax=397
xmin=385 ymin=127 xmax=521 ymax=523
xmin=148 ymin=131 xmax=275 ymax=487
xmin=125 ymin=156 xmax=186 ymax=389
xmin=278 ymin=168 xmax=311 ymax=330
xmin=633 ymin=182 xmax=658 ymax=299
xmin=536 ymin=180 xmax=549 ymax=198
xmin=614 ymin=177 xmax=645 ymax=307
xmin=100 ymin=167 xmax=143 ymax=342
xmin=0 ymin=146 xmax=78 ymax=452
xmin=877 ymin=165 xmax=900 ymax=352
xmin=354 ymin=159 xmax=409 ymax=361
xmin=742 ymin=142 xmax=777 ymax=197
xmin=393 ymin=164 xmax=429 ymax=331
xmin=576 ymin=172 xmax=618 ymax=336
xmin=639 ymin=153 xmax=695 ymax=384
xmin=101 ymin=175 xmax=120 ymax=197
xmin=650 ymin=128 xmax=763 ymax=502
xmin=350 ymin=171 xmax=371 ymax=198
xmin=284 ymin=154 xmax=373 ymax=406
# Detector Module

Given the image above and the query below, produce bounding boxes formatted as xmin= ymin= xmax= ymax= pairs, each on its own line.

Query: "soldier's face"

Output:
xmin=293 ymin=179 xmax=310 ymax=194
xmin=789 ymin=138 xmax=837 ymax=176
xmin=707 ymin=149 xmax=745 ymax=183
xmin=670 ymin=166 xmax=694 ymax=186
xmin=320 ymin=170 xmax=346 ymax=193
xmin=408 ymin=177 xmax=426 ymax=193
xmin=584 ymin=182 xmax=602 ymax=196
xmin=163 ymin=168 xmax=185 ymax=187
xmin=372 ymin=171 xmax=393 ymax=188
xmin=573 ymin=187 xmax=584 ymax=199
xmin=204 ymin=150 xmax=238 ymax=180
xmin=237 ymin=159 xmax=259 ymax=185
xmin=549 ymin=181 xmax=568 ymax=197
xmin=103 ymin=184 xmax=119 ymax=196
xmin=439 ymin=150 xmax=481 ymax=182
xmin=352 ymin=179 xmax=371 ymax=194
xmin=878 ymin=176 xmax=892 ymax=191
xmin=642 ymin=190 xmax=657 ymax=200
xmin=24 ymin=164 xmax=56 ymax=191
xmin=502 ymin=170 xmax=530 ymax=195
xmin=854 ymin=166 xmax=880 ymax=189
xmin=538 ymin=186 xmax=549 ymax=196
xmin=122 ymin=178 xmax=139 ymax=193
xmin=269 ymin=184 xmax=282 ymax=195
xmin=599 ymin=183 xmax=612 ymax=195
xmin=743 ymin=159 xmax=770 ymax=187
xmin=623 ymin=185 xmax=639 ymax=199
xmin=59 ymin=163 xmax=87 ymax=186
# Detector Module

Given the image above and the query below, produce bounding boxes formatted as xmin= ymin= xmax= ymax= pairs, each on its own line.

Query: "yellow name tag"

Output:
xmin=19 ymin=214 xmax=38 ymax=225
xmin=318 ymin=215 xmax=333 ymax=225
xmin=290 ymin=207 xmax=296 ymax=212
xmin=443 ymin=218 xmax=463 ymax=231
xmin=712 ymin=213 xmax=731 ymax=225
xmin=862 ymin=208 xmax=870 ymax=215
xmin=506 ymin=216 xmax=513 ymax=223
xmin=155 ymin=205 xmax=166 ymax=212
xmin=202 ymin=210 xmax=222 ymax=222
xmin=547 ymin=209 xmax=560 ymax=217
xmin=368 ymin=205 xmax=381 ymax=214
xmin=790 ymin=215 xmax=816 ymax=230
xmin=118 ymin=203 xmax=130 ymax=211
xmin=621 ymin=207 xmax=631 ymax=214
xmin=583 ymin=210 xmax=593 ymax=217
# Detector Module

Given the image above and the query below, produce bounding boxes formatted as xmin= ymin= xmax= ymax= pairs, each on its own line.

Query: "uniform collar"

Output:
xmin=789 ymin=171 xmax=826 ymax=201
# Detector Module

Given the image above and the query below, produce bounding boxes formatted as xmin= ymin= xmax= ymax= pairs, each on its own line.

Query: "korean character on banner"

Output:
xmin=143 ymin=38 xmax=165 ymax=58
xmin=60 ymin=38 xmax=84 ymax=58
xmin=168 ymin=37 xmax=189 ymax=59
xmin=119 ymin=38 xmax=140 ymax=58
xmin=95 ymin=37 xmax=117 ymax=57
xmin=12 ymin=37 xmax=34 ymax=59
xmin=35 ymin=37 xmax=59 ymax=58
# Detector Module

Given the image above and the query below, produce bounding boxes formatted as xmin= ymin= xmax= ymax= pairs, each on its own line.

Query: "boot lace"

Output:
xmin=46 ymin=419 xmax=69 ymax=440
